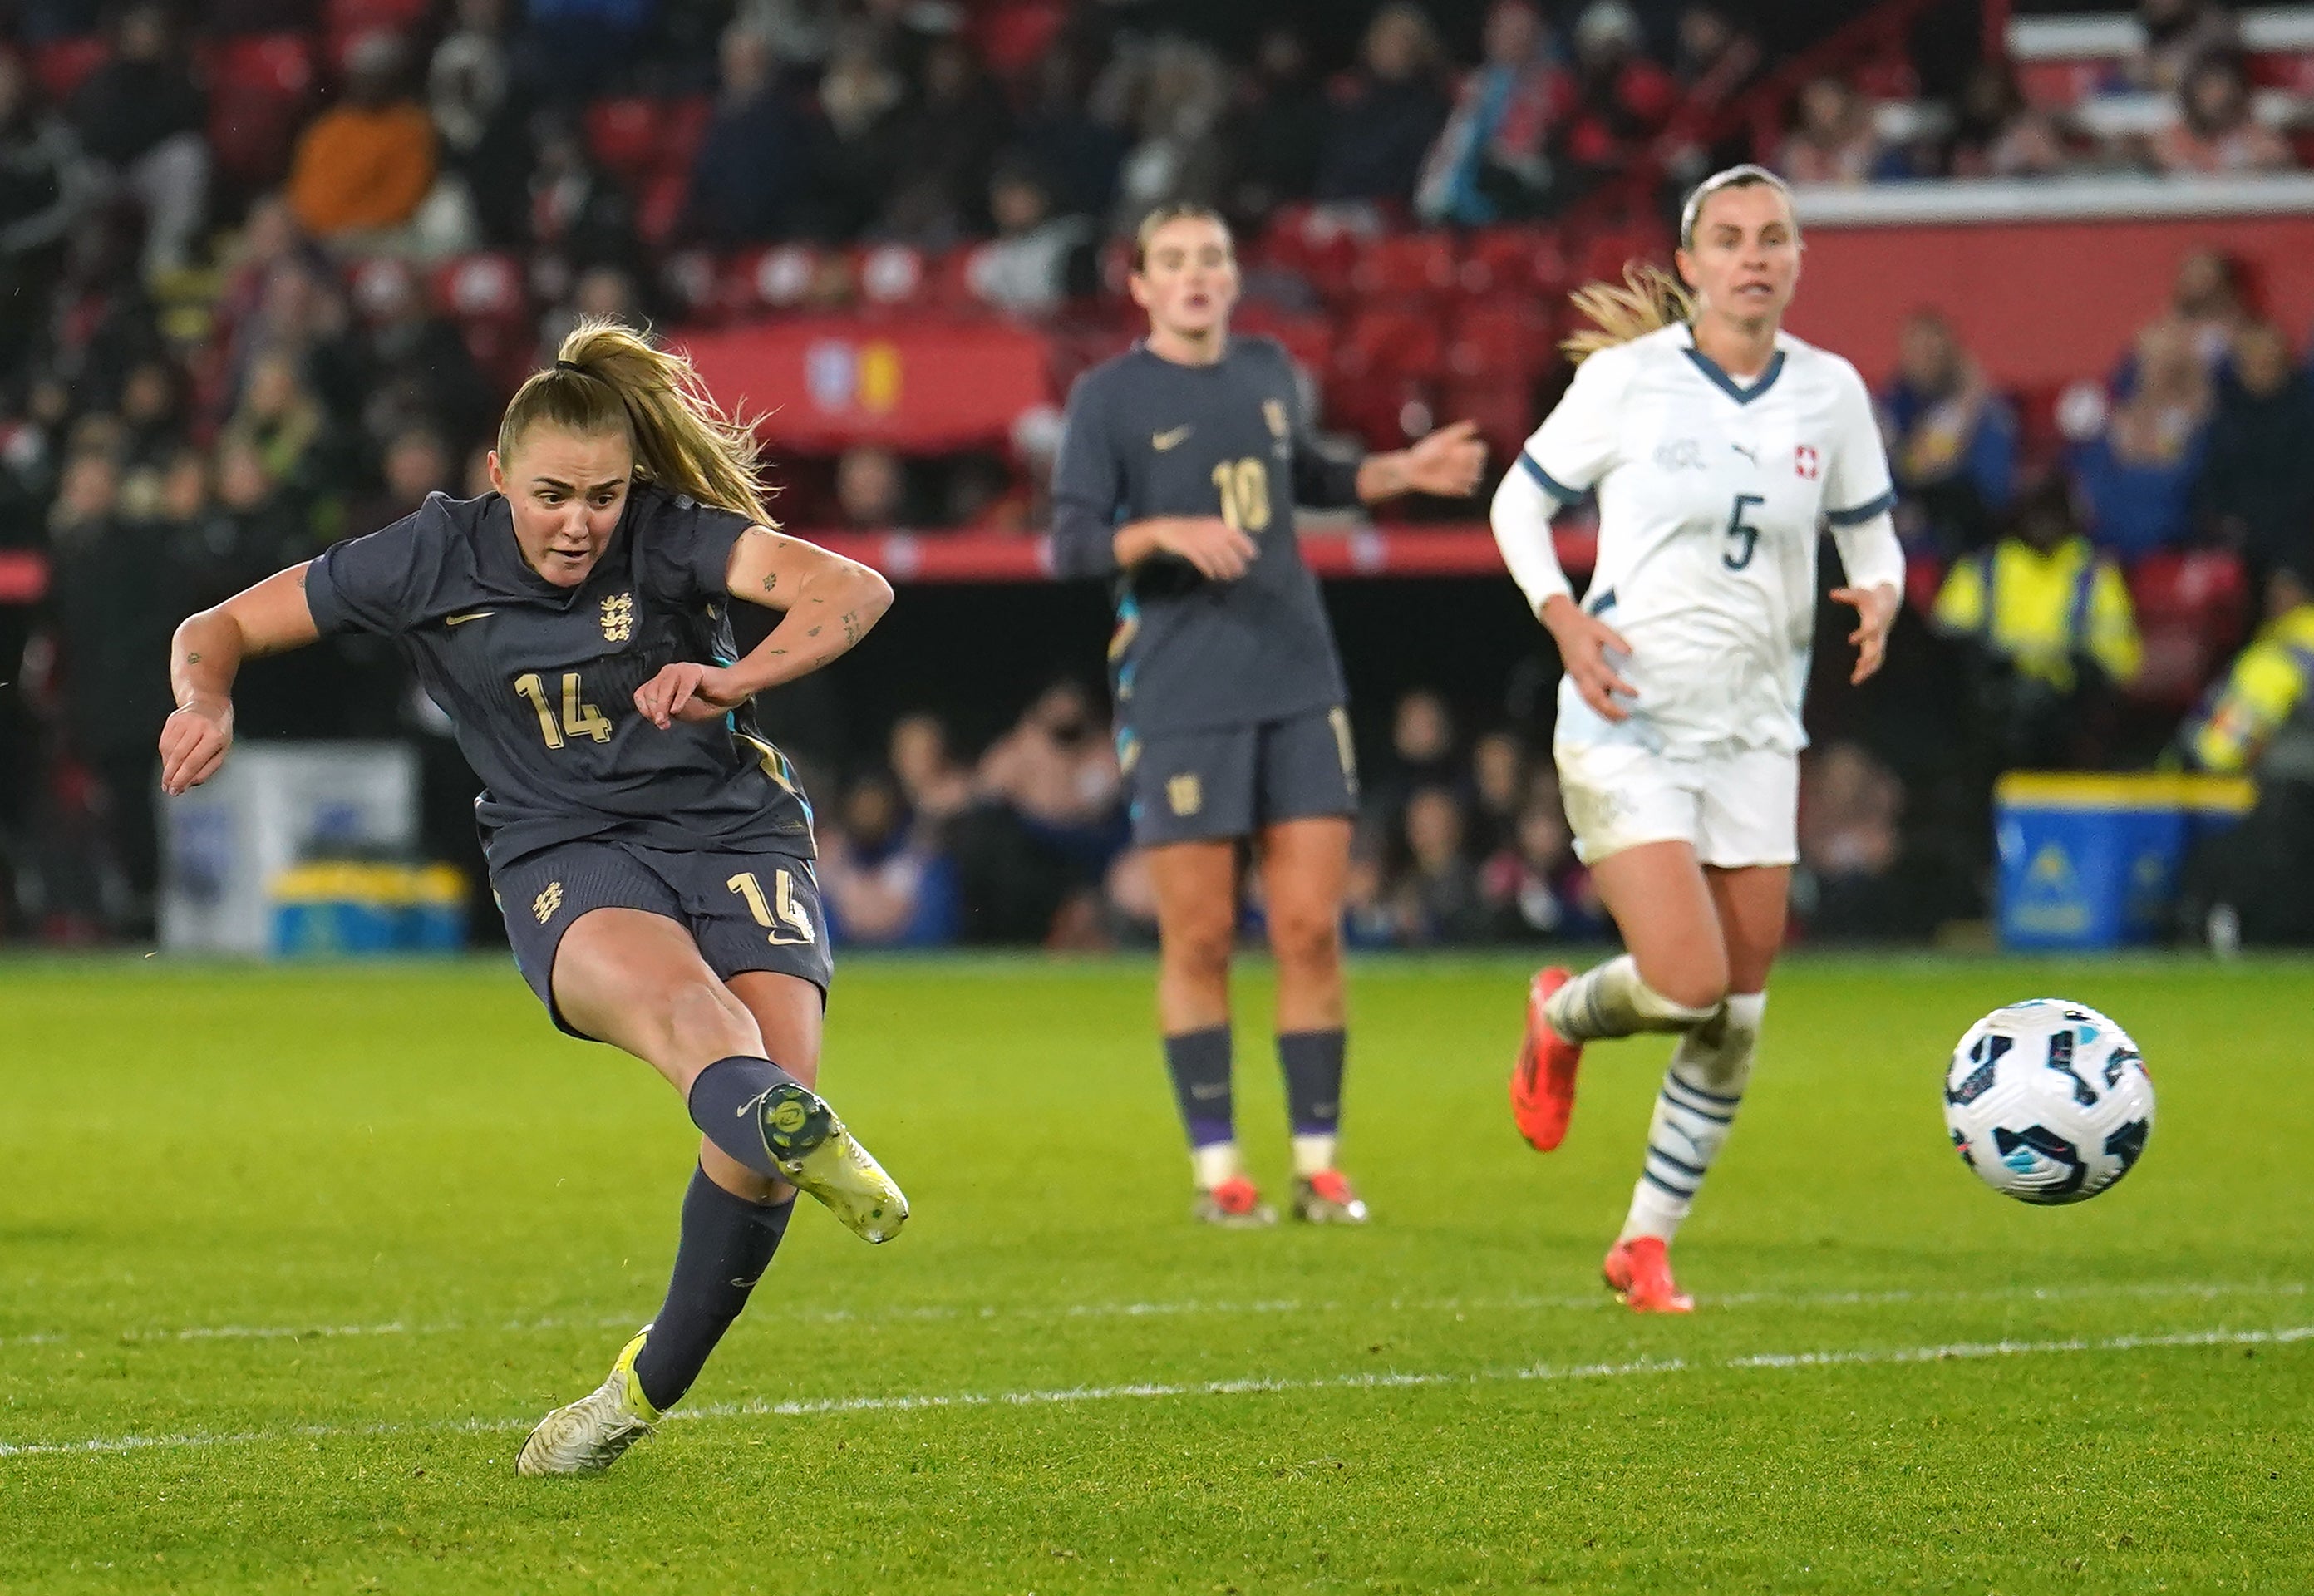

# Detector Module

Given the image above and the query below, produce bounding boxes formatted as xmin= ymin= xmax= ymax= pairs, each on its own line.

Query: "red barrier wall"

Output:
xmin=1785 ymin=214 xmax=2314 ymax=389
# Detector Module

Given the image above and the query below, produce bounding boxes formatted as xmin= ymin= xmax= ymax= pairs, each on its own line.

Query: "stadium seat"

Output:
xmin=1447 ymin=302 xmax=1554 ymax=380
xmin=1458 ymin=227 xmax=1565 ymax=302
xmin=1325 ymin=372 xmax=1434 ymax=450
xmin=1335 ymin=304 xmax=1445 ymax=381
xmin=583 ymin=97 xmax=663 ymax=189
xmin=636 ymin=166 xmax=689 ymax=249
xmin=2125 ymin=549 xmax=2251 ymax=710
xmin=30 ymin=36 xmax=108 ymax=104
xmin=1233 ymin=302 xmax=1333 ymax=377
xmin=657 ymin=249 xmax=721 ymax=323
xmin=203 ymin=33 xmax=319 ymax=188
xmin=1350 ymin=232 xmax=1457 ymax=302
xmin=969 ymin=0 xmax=1068 ymax=80
xmin=724 ymin=244 xmax=823 ymax=315
xmin=1438 ymin=377 xmax=1534 ymax=463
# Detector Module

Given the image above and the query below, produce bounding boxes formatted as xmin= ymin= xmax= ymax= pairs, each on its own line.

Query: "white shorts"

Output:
xmin=1554 ymin=740 xmax=1798 ymax=869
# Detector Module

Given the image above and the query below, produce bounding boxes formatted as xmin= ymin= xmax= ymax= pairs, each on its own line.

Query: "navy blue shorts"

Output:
xmin=492 ymin=838 xmax=832 ymax=1040
xmin=1122 ymin=705 xmax=1360 ymax=848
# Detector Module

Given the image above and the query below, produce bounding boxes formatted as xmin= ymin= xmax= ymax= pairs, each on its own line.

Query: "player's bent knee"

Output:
xmin=1162 ymin=917 xmax=1238 ymax=980
xmin=1267 ymin=909 xmax=1340 ymax=971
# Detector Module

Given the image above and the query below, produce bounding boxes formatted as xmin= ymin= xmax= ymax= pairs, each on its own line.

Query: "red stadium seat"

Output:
xmin=724 ymin=244 xmax=822 ymax=315
xmin=1259 ymin=204 xmax=1374 ymax=302
xmin=204 ymin=33 xmax=319 ymax=187
xmin=2125 ymin=549 xmax=2251 ymax=709
xmin=1233 ymin=302 xmax=1332 ymax=377
xmin=1324 ymin=372 xmax=1435 ymax=451
xmin=584 ymin=97 xmax=662 ymax=187
xmin=30 ymin=36 xmax=108 ymax=103
xmin=1335 ymin=304 xmax=1445 ymax=381
xmin=433 ymin=252 xmax=526 ymax=321
xmin=1438 ymin=377 xmax=1534 ymax=464
xmin=1458 ymin=226 xmax=1568 ymax=302
xmin=1350 ymin=231 xmax=1457 ymax=302
xmin=637 ymin=166 xmax=689 ymax=249
xmin=1448 ymin=302 xmax=1554 ymax=380
xmin=969 ymin=0 xmax=1068 ymax=80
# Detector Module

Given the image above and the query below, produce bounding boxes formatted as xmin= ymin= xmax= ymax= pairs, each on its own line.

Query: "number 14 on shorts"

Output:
xmin=728 ymin=869 xmax=816 ymax=946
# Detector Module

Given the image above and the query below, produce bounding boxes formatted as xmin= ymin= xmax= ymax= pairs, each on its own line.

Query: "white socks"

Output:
xmin=1191 ymin=1141 xmax=1243 ymax=1190
xmin=1291 ymin=1134 xmax=1337 ymax=1178
xmin=1620 ymin=992 xmax=1766 ymax=1244
xmin=1545 ymin=954 xmax=1722 ymax=1042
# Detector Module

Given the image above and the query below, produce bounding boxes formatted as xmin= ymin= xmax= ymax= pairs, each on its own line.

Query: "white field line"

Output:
xmin=2 ymin=1322 xmax=2307 ymax=1462
xmin=1 ymin=1277 xmax=2303 ymax=1353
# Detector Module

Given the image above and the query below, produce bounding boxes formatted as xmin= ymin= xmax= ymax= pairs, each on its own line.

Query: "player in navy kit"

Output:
xmin=1052 ymin=205 xmax=1486 ymax=1224
xmin=159 ymin=321 xmax=908 ymax=1475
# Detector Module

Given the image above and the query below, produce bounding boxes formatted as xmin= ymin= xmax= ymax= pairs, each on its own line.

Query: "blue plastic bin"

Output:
xmin=1994 ymin=773 xmax=2252 ymax=950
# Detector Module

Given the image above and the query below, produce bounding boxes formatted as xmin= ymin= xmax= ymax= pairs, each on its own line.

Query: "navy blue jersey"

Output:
xmin=304 ymin=485 xmax=814 ymax=869
xmin=1050 ymin=337 xmax=1363 ymax=734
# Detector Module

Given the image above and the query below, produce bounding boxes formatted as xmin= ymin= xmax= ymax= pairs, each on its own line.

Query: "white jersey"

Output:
xmin=1496 ymin=321 xmax=1902 ymax=757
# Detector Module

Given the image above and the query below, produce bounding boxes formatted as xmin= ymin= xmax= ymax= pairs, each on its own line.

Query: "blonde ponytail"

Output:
xmin=1561 ymin=263 xmax=1695 ymax=365
xmin=498 ymin=318 xmax=774 ymax=525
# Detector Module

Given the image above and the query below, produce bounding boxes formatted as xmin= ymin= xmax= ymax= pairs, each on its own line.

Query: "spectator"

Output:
xmin=1554 ymin=1 xmax=1677 ymax=198
xmin=815 ymin=26 xmax=908 ymax=239
xmin=1878 ymin=309 xmax=2018 ymax=554
xmin=889 ymin=712 xmax=974 ymax=834
xmin=1363 ymin=686 xmax=1457 ymax=850
xmin=218 ymin=348 xmax=332 ymax=500
xmin=43 ymin=447 xmax=174 ymax=930
xmin=2073 ymin=321 xmax=2213 ymax=559
xmin=953 ymin=682 xmax=1123 ymax=943
xmin=112 ymin=357 xmax=190 ymax=522
xmin=2155 ymin=53 xmax=2292 ymax=175
xmin=1778 ymin=75 xmax=1882 ymax=185
xmin=820 ymin=772 xmax=961 ymax=947
xmin=2153 ymin=248 xmax=2252 ymax=377
xmin=1794 ymin=742 xmax=1905 ymax=938
xmin=519 ymin=0 xmax=655 ymax=104
xmin=968 ymin=165 xmax=1094 ymax=316
xmin=1480 ymin=784 xmax=1604 ymax=940
xmin=682 ymin=23 xmax=822 ymax=246
xmin=2199 ymin=323 xmax=2314 ymax=578
xmin=1467 ymin=727 xmax=1529 ymax=859
xmin=347 ymin=426 xmax=452 ymax=540
xmin=1314 ymin=2 xmax=1451 ymax=206
xmin=537 ymin=262 xmax=647 ymax=362
xmin=355 ymin=257 xmax=495 ymax=451
xmin=1944 ymin=60 xmax=2072 ymax=180
xmin=1388 ymin=786 xmax=1488 ymax=943
xmin=430 ymin=0 xmax=534 ymax=246
xmin=834 ymin=444 xmax=909 ymax=529
xmin=66 ymin=2 xmax=208 ymax=276
xmin=879 ymin=36 xmax=1013 ymax=244
xmin=1220 ymin=27 xmax=1327 ymax=222
xmin=2131 ymin=0 xmax=2240 ymax=95
xmin=1108 ymin=37 xmax=1231 ymax=235
xmin=1415 ymin=0 xmax=1566 ymax=226
xmin=229 ymin=254 xmax=372 ymax=429
xmin=182 ymin=436 xmax=316 ymax=608
xmin=1660 ymin=3 xmax=1765 ymax=187
xmin=977 ymin=679 xmax=1123 ymax=844
xmin=0 ymin=52 xmax=96 ymax=369
xmin=1014 ymin=38 xmax=1126 ymax=224
xmin=1933 ymin=476 xmax=2142 ymax=769
xmin=529 ymin=111 xmax=642 ymax=276
xmin=2176 ymin=565 xmax=2314 ymax=944
xmin=286 ymin=32 xmax=440 ymax=246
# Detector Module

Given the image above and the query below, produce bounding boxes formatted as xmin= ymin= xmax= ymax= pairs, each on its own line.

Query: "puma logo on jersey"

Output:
xmin=1151 ymin=426 xmax=1193 ymax=451
xmin=445 ymin=609 xmax=496 ymax=627
xmin=1730 ymin=441 xmax=1760 ymax=466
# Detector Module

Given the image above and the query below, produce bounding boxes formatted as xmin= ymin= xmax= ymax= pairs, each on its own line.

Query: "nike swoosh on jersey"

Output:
xmin=1151 ymin=426 xmax=1193 ymax=451
xmin=444 ymin=610 xmax=497 ymax=626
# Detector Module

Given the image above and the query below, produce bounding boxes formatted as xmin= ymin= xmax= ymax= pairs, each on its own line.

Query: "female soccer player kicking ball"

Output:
xmin=1051 ymin=204 xmax=1485 ymax=1225
xmin=160 ymin=322 xmax=909 ymax=1473
xmin=1491 ymin=166 xmax=1903 ymax=1311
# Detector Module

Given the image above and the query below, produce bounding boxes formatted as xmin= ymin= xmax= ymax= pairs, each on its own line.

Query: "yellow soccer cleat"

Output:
xmin=756 ymin=1081 xmax=910 ymax=1244
xmin=516 ymin=1328 xmax=661 ymax=1477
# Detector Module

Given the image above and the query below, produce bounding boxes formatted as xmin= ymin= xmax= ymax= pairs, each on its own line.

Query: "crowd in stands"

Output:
xmin=1 ymin=0 xmax=2311 ymax=944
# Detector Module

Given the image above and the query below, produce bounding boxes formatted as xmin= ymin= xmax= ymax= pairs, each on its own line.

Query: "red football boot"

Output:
xmin=1191 ymin=1175 xmax=1276 ymax=1227
xmin=1602 ymin=1236 xmax=1695 ymax=1313
xmin=1510 ymin=967 xmax=1583 ymax=1151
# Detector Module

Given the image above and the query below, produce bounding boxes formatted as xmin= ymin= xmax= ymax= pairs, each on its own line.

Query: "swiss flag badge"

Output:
xmin=1795 ymin=444 xmax=1820 ymax=480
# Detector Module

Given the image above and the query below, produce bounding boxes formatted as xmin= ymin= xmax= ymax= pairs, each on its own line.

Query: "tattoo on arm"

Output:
xmin=839 ymin=610 xmax=862 ymax=647
xmin=807 ymin=625 xmax=822 ymax=638
xmin=761 ymin=572 xmax=778 ymax=593
xmin=186 ymin=652 xmax=202 ymax=663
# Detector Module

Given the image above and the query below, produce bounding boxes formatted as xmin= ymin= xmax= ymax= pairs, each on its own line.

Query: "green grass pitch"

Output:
xmin=1 ymin=952 xmax=2307 ymax=1593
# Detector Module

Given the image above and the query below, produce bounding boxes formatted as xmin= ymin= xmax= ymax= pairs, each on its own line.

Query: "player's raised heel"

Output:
xmin=516 ymin=1328 xmax=658 ymax=1477
xmin=1601 ymin=1237 xmax=1694 ymax=1314
xmin=756 ymin=1082 xmax=910 ymax=1244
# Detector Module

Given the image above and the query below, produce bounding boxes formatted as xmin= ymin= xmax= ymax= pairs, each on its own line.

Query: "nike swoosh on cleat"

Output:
xmin=444 ymin=610 xmax=497 ymax=626
xmin=1188 ymin=1082 xmax=1229 ymax=1100
xmin=736 ymin=1090 xmax=775 ymax=1120
xmin=1151 ymin=426 xmax=1192 ymax=451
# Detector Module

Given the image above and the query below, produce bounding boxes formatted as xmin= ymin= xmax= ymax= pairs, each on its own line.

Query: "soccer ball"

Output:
xmin=1943 ymin=999 xmax=2155 ymax=1204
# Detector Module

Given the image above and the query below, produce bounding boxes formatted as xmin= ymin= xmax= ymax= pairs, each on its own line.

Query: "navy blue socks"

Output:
xmin=1278 ymin=1029 xmax=1346 ymax=1138
xmin=633 ymin=1166 xmax=795 ymax=1412
xmin=1164 ymin=1026 xmax=1236 ymax=1151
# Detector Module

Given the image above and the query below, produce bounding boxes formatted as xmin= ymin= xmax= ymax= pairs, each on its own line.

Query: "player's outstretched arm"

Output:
xmin=1355 ymin=419 xmax=1486 ymax=503
xmin=160 ymin=563 xmax=323 ymax=796
xmin=633 ymin=528 xmax=895 ymax=728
